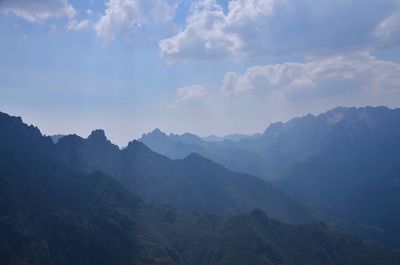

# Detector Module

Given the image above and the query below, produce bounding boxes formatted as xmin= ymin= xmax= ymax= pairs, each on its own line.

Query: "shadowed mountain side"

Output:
xmin=1 ymin=111 xmax=399 ymax=265
xmin=56 ymin=131 xmax=315 ymax=224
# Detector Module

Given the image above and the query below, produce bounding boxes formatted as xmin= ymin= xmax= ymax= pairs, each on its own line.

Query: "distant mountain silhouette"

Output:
xmin=56 ymin=129 xmax=314 ymax=224
xmin=1 ymin=111 xmax=399 ymax=265
xmin=140 ymin=128 xmax=270 ymax=179
xmin=140 ymin=106 xmax=400 ymax=247
xmin=202 ymin=133 xmax=261 ymax=142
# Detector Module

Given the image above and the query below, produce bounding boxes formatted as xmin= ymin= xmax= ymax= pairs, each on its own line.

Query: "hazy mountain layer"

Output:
xmin=1 ymin=111 xmax=399 ymax=265
xmin=202 ymin=133 xmax=262 ymax=142
xmin=140 ymin=129 xmax=272 ymax=180
xmin=140 ymin=106 xmax=400 ymax=247
xmin=55 ymin=129 xmax=314 ymax=224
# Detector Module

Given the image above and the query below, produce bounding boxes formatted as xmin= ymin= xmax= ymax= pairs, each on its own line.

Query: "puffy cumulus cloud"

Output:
xmin=159 ymin=0 xmax=273 ymax=61
xmin=66 ymin=19 xmax=91 ymax=31
xmin=0 ymin=0 xmax=75 ymax=22
xmin=168 ymin=85 xmax=209 ymax=108
xmin=160 ymin=0 xmax=400 ymax=62
xmin=95 ymin=0 xmax=179 ymax=42
xmin=160 ymin=0 xmax=243 ymax=61
xmin=220 ymin=53 xmax=400 ymax=102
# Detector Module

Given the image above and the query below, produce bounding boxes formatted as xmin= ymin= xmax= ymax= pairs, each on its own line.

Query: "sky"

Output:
xmin=0 ymin=0 xmax=400 ymax=146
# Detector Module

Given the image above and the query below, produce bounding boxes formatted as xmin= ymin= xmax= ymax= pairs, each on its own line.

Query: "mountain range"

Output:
xmin=54 ymin=129 xmax=314 ymax=224
xmin=140 ymin=106 xmax=400 ymax=248
xmin=1 ymin=110 xmax=400 ymax=265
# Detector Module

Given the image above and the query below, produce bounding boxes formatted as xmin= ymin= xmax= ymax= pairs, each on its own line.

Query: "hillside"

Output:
xmin=1 ymin=111 xmax=399 ymax=265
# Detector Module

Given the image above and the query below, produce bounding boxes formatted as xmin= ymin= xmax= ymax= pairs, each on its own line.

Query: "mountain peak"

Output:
xmin=151 ymin=128 xmax=166 ymax=135
xmin=0 ymin=111 xmax=22 ymax=124
xmin=126 ymin=139 xmax=141 ymax=148
xmin=143 ymin=128 xmax=167 ymax=137
xmin=0 ymin=111 xmax=51 ymax=146
xmin=126 ymin=139 xmax=152 ymax=151
xmin=88 ymin=129 xmax=107 ymax=142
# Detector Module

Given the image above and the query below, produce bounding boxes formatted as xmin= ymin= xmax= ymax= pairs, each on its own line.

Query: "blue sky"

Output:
xmin=0 ymin=0 xmax=400 ymax=146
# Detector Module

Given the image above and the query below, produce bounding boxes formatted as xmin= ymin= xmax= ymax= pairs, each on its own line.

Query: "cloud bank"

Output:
xmin=0 ymin=0 xmax=75 ymax=22
xmin=220 ymin=53 xmax=400 ymax=105
xmin=95 ymin=0 xmax=179 ymax=42
xmin=160 ymin=0 xmax=400 ymax=62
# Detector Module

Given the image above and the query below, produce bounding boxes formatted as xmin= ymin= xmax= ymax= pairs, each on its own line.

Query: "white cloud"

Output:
xmin=220 ymin=53 xmax=400 ymax=101
xmin=0 ymin=0 xmax=75 ymax=22
xmin=66 ymin=19 xmax=91 ymax=31
xmin=95 ymin=0 xmax=179 ymax=42
xmin=159 ymin=0 xmax=243 ymax=61
xmin=375 ymin=10 xmax=400 ymax=49
xmin=168 ymin=85 xmax=209 ymax=108
xmin=159 ymin=0 xmax=400 ymax=62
